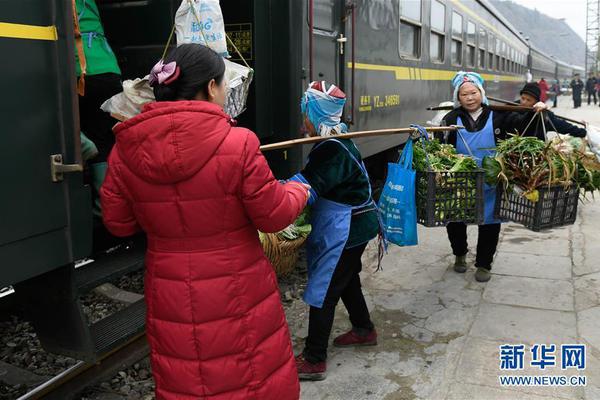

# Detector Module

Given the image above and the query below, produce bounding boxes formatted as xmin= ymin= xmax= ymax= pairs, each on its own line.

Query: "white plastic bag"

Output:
xmin=587 ymin=124 xmax=600 ymax=161
xmin=100 ymin=77 xmax=154 ymax=120
xmin=101 ymin=61 xmax=252 ymax=119
xmin=175 ymin=0 xmax=229 ymax=57
xmin=223 ymin=59 xmax=253 ymax=118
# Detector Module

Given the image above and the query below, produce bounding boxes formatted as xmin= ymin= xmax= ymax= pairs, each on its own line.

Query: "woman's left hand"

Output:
xmin=533 ymin=102 xmax=549 ymax=113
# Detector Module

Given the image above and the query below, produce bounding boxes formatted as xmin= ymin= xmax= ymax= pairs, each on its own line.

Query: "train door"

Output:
xmin=0 ymin=1 xmax=91 ymax=288
xmin=310 ymin=0 xmax=346 ymax=88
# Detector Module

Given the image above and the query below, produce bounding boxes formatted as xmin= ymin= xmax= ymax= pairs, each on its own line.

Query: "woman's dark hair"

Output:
xmin=153 ymin=44 xmax=226 ymax=102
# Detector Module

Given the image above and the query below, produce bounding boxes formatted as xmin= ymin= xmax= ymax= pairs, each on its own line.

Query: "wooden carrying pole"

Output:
xmin=428 ymin=98 xmax=586 ymax=127
xmin=259 ymin=126 xmax=461 ymax=151
xmin=428 ymin=104 xmax=531 ymax=112
xmin=487 ymin=96 xmax=586 ymax=126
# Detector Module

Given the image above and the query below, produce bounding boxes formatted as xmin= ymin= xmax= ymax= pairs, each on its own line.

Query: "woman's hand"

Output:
xmin=533 ymin=102 xmax=549 ymax=113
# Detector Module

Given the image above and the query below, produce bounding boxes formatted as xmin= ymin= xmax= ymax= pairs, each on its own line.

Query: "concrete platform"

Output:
xmin=296 ymin=103 xmax=600 ymax=399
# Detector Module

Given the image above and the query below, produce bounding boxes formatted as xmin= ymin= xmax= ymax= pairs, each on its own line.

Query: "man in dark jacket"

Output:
xmin=571 ymin=74 xmax=584 ymax=108
xmin=518 ymin=83 xmax=587 ymax=137
xmin=586 ymin=73 xmax=597 ymax=105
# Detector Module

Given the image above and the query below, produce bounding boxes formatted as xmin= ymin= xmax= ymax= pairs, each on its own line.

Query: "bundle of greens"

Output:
xmin=482 ymin=134 xmax=600 ymax=202
xmin=412 ymin=138 xmax=479 ymax=172
xmin=274 ymin=208 xmax=312 ymax=241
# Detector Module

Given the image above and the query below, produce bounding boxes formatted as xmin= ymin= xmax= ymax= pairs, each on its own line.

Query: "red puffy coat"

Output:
xmin=100 ymin=101 xmax=307 ymax=400
xmin=538 ymin=79 xmax=549 ymax=103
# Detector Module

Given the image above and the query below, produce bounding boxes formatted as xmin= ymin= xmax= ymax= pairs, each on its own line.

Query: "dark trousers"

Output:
xmin=303 ymin=242 xmax=374 ymax=364
xmin=553 ymin=96 xmax=558 ymax=108
xmin=446 ymin=222 xmax=501 ymax=270
xmin=573 ymin=93 xmax=582 ymax=108
xmin=588 ymin=91 xmax=597 ymax=105
xmin=79 ymin=73 xmax=122 ymax=163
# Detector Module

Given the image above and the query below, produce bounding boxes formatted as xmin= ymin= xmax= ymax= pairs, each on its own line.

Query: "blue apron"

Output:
xmin=302 ymin=139 xmax=376 ymax=308
xmin=456 ymin=112 xmax=502 ymax=225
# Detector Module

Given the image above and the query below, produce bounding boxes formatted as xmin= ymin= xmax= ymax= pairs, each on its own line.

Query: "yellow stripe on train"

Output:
xmin=0 ymin=22 xmax=58 ymax=41
xmin=348 ymin=62 xmax=523 ymax=82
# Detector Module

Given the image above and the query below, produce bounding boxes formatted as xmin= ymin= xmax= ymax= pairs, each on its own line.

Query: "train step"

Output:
xmin=19 ymin=237 xmax=147 ymax=362
xmin=91 ymin=298 xmax=146 ymax=355
xmin=76 ymin=238 xmax=146 ymax=294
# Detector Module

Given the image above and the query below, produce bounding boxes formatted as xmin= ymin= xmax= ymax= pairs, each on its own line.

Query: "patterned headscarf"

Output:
xmin=452 ymin=71 xmax=488 ymax=107
xmin=301 ymin=81 xmax=348 ymax=136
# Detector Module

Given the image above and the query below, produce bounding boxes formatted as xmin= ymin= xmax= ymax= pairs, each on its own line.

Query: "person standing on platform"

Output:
xmin=538 ymin=77 xmax=549 ymax=103
xmin=586 ymin=73 xmax=597 ymax=105
xmin=551 ymin=79 xmax=561 ymax=108
xmin=571 ymin=74 xmax=584 ymax=108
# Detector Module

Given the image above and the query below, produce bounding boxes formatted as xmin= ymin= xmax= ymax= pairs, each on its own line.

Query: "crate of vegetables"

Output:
xmin=494 ymin=184 xmax=579 ymax=231
xmin=413 ymin=138 xmax=485 ymax=227
xmin=259 ymin=208 xmax=311 ymax=276
xmin=484 ymin=134 xmax=600 ymax=231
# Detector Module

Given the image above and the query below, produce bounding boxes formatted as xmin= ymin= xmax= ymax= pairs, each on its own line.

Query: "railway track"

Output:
xmin=17 ymin=334 xmax=149 ymax=400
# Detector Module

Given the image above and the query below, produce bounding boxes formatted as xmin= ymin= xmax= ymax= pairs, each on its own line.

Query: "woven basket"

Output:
xmin=260 ymin=232 xmax=307 ymax=276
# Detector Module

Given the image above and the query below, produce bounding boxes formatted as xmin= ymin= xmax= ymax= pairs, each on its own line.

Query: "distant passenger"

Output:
xmin=101 ymin=44 xmax=309 ymax=400
xmin=550 ymin=79 xmax=561 ymax=108
xmin=571 ymin=74 xmax=584 ymax=108
xmin=440 ymin=72 xmax=546 ymax=283
xmin=586 ymin=73 xmax=597 ymax=105
xmin=538 ymin=77 xmax=549 ymax=103
xmin=518 ymin=83 xmax=587 ymax=137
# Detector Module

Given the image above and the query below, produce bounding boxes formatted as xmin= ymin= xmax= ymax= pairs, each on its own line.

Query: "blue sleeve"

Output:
xmin=289 ymin=173 xmax=318 ymax=206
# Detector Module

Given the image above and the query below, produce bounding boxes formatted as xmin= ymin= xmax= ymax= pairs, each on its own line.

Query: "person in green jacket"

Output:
xmin=75 ymin=0 xmax=122 ymax=217
xmin=291 ymin=81 xmax=381 ymax=381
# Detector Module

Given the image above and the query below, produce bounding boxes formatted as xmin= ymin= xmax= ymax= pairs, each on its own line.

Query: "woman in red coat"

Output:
xmin=100 ymin=44 xmax=309 ymax=400
xmin=538 ymin=78 xmax=549 ymax=103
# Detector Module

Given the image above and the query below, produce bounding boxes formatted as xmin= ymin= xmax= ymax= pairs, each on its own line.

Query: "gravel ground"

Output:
xmin=81 ymin=255 xmax=309 ymax=400
xmin=0 ymin=252 xmax=308 ymax=400
xmin=0 ymin=268 xmax=147 ymax=399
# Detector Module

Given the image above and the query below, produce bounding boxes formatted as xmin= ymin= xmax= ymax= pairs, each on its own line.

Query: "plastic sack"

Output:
xmin=100 ymin=77 xmax=154 ymax=121
xmin=223 ymin=59 xmax=253 ymax=118
xmin=175 ymin=0 xmax=229 ymax=57
xmin=101 ymin=61 xmax=252 ymax=119
xmin=427 ymin=101 xmax=454 ymax=127
xmin=586 ymin=124 xmax=600 ymax=162
xmin=378 ymin=139 xmax=418 ymax=247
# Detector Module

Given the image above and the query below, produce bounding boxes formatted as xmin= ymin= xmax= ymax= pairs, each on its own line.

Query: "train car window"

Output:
xmin=452 ymin=12 xmax=462 ymax=37
xmin=467 ymin=46 xmax=475 ymax=67
xmin=466 ymin=21 xmax=475 ymax=67
xmin=451 ymin=41 xmax=462 ymax=65
xmin=430 ymin=0 xmax=445 ymax=63
xmin=495 ymin=38 xmax=501 ymax=71
xmin=467 ymin=21 xmax=475 ymax=44
xmin=431 ymin=0 xmax=445 ymax=32
xmin=430 ymin=32 xmax=445 ymax=63
xmin=314 ymin=0 xmax=335 ymax=31
xmin=451 ymin=12 xmax=463 ymax=66
xmin=400 ymin=0 xmax=421 ymax=21
xmin=399 ymin=0 xmax=422 ymax=58
xmin=479 ymin=27 xmax=486 ymax=69
xmin=488 ymin=34 xmax=494 ymax=70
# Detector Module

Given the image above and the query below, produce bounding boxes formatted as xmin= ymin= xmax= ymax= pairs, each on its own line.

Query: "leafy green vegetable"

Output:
xmin=489 ymin=134 xmax=600 ymax=202
xmin=482 ymin=156 xmax=501 ymax=185
xmin=276 ymin=207 xmax=312 ymax=241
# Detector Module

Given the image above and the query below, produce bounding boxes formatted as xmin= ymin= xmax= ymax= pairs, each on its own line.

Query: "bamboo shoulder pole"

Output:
xmin=259 ymin=126 xmax=462 ymax=151
xmin=487 ymin=95 xmax=586 ymax=126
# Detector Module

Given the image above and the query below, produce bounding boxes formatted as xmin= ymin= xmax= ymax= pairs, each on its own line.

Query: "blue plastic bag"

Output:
xmin=378 ymin=139 xmax=418 ymax=246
